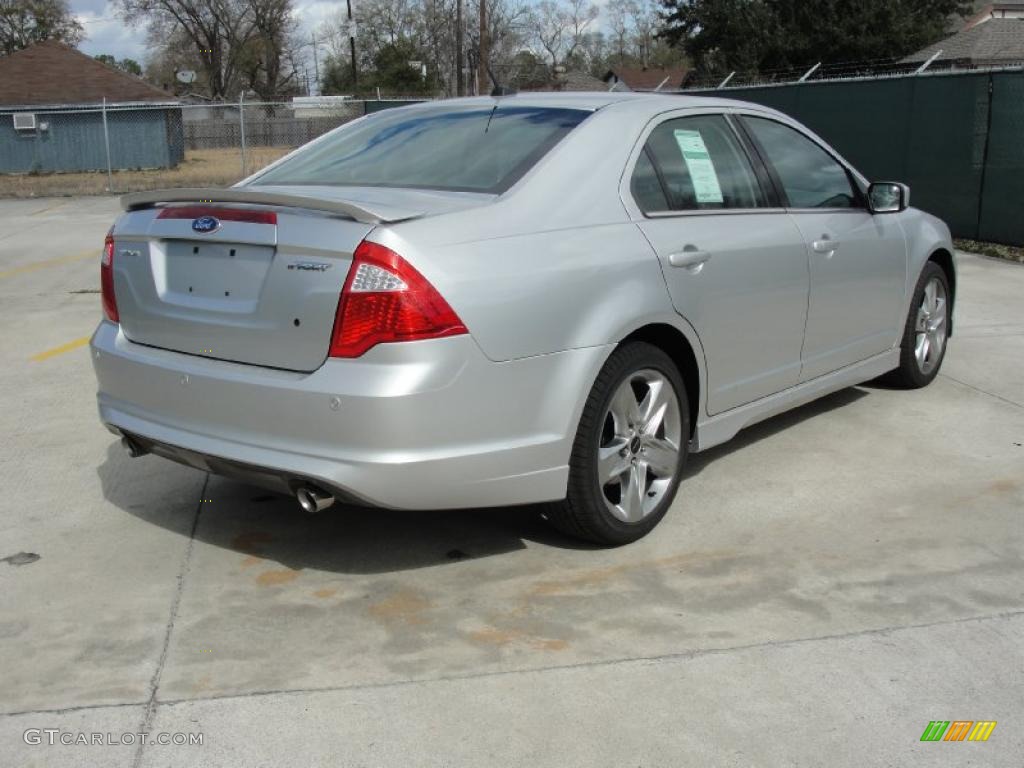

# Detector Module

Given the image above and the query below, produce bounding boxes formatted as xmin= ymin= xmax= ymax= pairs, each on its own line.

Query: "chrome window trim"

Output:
xmin=642 ymin=207 xmax=788 ymax=219
xmin=785 ymin=208 xmax=873 ymax=214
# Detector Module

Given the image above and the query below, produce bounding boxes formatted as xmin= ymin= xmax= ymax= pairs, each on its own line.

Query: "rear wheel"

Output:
xmin=545 ymin=342 xmax=689 ymax=546
xmin=885 ymin=262 xmax=951 ymax=389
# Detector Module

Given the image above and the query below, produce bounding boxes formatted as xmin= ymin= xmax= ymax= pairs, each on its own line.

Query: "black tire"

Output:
xmin=883 ymin=261 xmax=951 ymax=389
xmin=544 ymin=342 xmax=689 ymax=546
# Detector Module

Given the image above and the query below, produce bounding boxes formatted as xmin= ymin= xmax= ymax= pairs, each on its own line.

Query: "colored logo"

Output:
xmin=920 ymin=721 xmax=997 ymax=742
xmin=191 ymin=216 xmax=221 ymax=234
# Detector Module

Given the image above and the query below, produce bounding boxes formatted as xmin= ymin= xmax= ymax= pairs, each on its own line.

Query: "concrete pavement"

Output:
xmin=1 ymin=196 xmax=1021 ymax=766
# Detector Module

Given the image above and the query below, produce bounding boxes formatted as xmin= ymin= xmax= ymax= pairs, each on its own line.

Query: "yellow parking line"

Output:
xmin=30 ymin=336 xmax=91 ymax=362
xmin=0 ymin=249 xmax=97 ymax=280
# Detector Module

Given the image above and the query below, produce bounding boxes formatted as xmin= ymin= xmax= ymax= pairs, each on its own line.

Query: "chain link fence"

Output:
xmin=0 ymin=98 xmax=426 ymax=197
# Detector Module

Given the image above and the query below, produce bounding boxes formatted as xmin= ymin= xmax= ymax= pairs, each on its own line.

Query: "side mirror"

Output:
xmin=868 ymin=182 xmax=910 ymax=214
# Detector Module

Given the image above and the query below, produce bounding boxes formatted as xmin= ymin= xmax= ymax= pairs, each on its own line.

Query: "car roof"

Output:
xmin=418 ymin=91 xmax=776 ymax=115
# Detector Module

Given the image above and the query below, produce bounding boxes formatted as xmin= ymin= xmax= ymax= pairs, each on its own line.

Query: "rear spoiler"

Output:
xmin=121 ymin=187 xmax=422 ymax=225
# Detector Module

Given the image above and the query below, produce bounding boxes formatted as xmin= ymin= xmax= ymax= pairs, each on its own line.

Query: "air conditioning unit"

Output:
xmin=13 ymin=113 xmax=37 ymax=131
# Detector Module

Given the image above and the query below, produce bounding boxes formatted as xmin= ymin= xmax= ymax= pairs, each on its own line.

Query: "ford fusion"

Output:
xmin=91 ymin=93 xmax=955 ymax=545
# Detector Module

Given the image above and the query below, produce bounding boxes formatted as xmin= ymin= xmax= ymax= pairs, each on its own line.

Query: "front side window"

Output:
xmin=742 ymin=117 xmax=858 ymax=209
xmin=631 ymin=114 xmax=767 ymax=214
xmin=250 ymin=105 xmax=589 ymax=194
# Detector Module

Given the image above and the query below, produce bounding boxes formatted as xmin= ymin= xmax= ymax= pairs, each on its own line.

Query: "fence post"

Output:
xmin=974 ymin=73 xmax=995 ymax=241
xmin=798 ymin=62 xmax=821 ymax=83
xmin=915 ymin=50 xmax=943 ymax=75
xmin=239 ymin=92 xmax=247 ymax=177
xmin=101 ymin=97 xmax=113 ymax=191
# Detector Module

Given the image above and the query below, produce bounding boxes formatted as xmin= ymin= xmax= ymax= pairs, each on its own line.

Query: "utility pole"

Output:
xmin=478 ymin=0 xmax=488 ymax=95
xmin=311 ymin=33 xmax=320 ymax=94
xmin=347 ymin=0 xmax=357 ymax=88
xmin=456 ymin=0 xmax=464 ymax=96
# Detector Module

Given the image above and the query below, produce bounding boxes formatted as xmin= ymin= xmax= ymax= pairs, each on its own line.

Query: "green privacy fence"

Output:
xmin=709 ymin=69 xmax=1024 ymax=246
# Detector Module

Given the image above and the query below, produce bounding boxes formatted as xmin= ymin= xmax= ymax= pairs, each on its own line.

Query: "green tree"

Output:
xmin=0 ymin=0 xmax=84 ymax=55
xmin=320 ymin=54 xmax=357 ymax=95
xmin=372 ymin=40 xmax=435 ymax=94
xmin=119 ymin=57 xmax=143 ymax=75
xmin=95 ymin=54 xmax=144 ymax=76
xmin=323 ymin=39 xmax=436 ymax=96
xmin=660 ymin=0 xmax=972 ymax=75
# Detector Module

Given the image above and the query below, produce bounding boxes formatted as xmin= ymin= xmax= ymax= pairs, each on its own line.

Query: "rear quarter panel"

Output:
xmin=374 ymin=220 xmax=677 ymax=362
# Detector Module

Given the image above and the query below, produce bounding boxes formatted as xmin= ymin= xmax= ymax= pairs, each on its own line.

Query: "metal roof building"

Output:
xmin=0 ymin=41 xmax=184 ymax=174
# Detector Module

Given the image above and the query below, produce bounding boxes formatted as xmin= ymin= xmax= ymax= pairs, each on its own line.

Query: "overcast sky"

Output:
xmin=70 ymin=0 xmax=339 ymax=63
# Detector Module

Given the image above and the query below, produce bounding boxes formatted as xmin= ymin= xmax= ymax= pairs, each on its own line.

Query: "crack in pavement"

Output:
xmin=130 ymin=473 xmax=208 ymax=768
xmin=5 ymin=607 xmax=1022 ymax=721
xmin=939 ymin=372 xmax=1024 ymax=410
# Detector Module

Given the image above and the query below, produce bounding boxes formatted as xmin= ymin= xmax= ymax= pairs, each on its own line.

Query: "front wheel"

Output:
xmin=545 ymin=342 xmax=689 ymax=546
xmin=885 ymin=262 xmax=951 ymax=389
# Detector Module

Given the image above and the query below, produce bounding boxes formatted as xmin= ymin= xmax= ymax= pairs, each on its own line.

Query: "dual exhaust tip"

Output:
xmin=120 ymin=435 xmax=335 ymax=514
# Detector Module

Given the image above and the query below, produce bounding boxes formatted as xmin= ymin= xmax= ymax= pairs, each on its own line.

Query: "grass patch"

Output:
xmin=0 ymin=147 xmax=292 ymax=199
xmin=955 ymin=238 xmax=1024 ymax=264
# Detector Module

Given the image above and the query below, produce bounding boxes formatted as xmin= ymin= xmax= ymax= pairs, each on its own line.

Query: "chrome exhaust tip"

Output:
xmin=121 ymin=436 xmax=148 ymax=458
xmin=296 ymin=485 xmax=335 ymax=514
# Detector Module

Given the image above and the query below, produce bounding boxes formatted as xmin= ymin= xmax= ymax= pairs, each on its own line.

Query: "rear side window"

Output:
xmin=742 ymin=117 xmax=858 ymax=209
xmin=630 ymin=150 xmax=670 ymax=213
xmin=632 ymin=114 xmax=767 ymax=214
xmin=250 ymin=105 xmax=589 ymax=194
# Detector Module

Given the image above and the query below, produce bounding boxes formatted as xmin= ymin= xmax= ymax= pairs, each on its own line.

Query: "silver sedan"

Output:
xmin=91 ymin=92 xmax=955 ymax=545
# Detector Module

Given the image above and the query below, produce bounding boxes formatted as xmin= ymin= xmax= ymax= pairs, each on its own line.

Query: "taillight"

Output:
xmin=329 ymin=241 xmax=467 ymax=358
xmin=101 ymin=228 xmax=118 ymax=322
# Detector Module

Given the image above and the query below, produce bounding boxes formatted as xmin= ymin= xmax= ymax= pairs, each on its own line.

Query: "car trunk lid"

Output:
xmin=112 ymin=187 xmax=493 ymax=372
xmin=111 ymin=205 xmax=368 ymax=371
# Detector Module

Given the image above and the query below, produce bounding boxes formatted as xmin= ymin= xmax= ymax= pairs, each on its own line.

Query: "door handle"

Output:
xmin=812 ymin=237 xmax=839 ymax=255
xmin=668 ymin=248 xmax=712 ymax=271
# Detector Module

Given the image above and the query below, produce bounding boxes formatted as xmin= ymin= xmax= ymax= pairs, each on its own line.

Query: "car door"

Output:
xmin=628 ymin=112 xmax=811 ymax=415
xmin=739 ymin=116 xmax=908 ymax=382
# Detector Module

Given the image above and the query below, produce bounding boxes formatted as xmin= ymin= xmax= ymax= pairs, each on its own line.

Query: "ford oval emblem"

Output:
xmin=192 ymin=215 xmax=221 ymax=234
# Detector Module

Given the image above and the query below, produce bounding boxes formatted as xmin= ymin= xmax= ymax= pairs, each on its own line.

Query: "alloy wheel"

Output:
xmin=597 ymin=369 xmax=683 ymax=523
xmin=914 ymin=276 xmax=948 ymax=375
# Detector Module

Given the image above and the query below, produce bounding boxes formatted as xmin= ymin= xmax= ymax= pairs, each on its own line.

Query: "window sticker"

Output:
xmin=673 ymin=129 xmax=724 ymax=204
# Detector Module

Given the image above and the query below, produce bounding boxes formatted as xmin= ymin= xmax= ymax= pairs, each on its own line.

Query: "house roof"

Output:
xmin=904 ymin=18 xmax=1024 ymax=63
xmin=520 ymin=71 xmax=608 ymax=92
xmin=0 ymin=40 xmax=176 ymax=108
xmin=965 ymin=1 xmax=1024 ymax=29
xmin=603 ymin=67 xmax=688 ymax=91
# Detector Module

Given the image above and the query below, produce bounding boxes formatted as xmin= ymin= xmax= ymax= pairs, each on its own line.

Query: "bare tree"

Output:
xmin=0 ymin=0 xmax=83 ymax=55
xmin=318 ymin=0 xmax=527 ymax=97
xmin=481 ymin=0 xmax=530 ymax=83
xmin=234 ymin=0 xmax=301 ymax=99
xmin=605 ymin=0 xmax=630 ymax=66
xmin=118 ymin=0 xmax=300 ymax=100
xmin=526 ymin=0 xmax=599 ymax=73
xmin=627 ymin=0 xmax=658 ymax=68
xmin=595 ymin=0 xmax=686 ymax=75
xmin=118 ymin=0 xmax=242 ymax=99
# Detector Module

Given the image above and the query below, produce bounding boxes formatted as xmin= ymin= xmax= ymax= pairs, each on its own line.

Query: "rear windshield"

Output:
xmin=250 ymin=105 xmax=590 ymax=194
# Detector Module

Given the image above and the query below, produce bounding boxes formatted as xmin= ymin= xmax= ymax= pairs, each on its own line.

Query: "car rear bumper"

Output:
xmin=91 ymin=322 xmax=609 ymax=509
